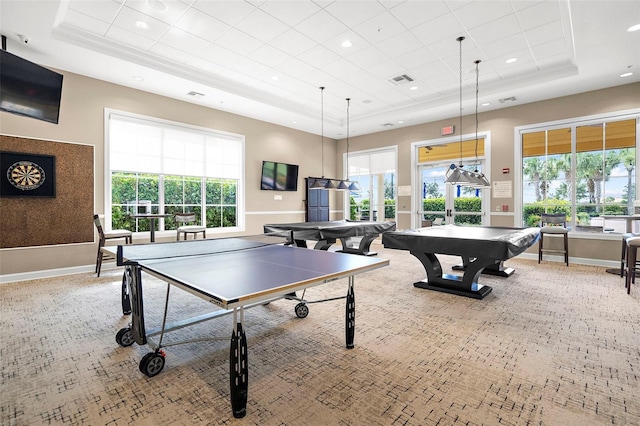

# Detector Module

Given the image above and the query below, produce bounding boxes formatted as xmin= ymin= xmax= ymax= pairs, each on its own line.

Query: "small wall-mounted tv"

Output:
xmin=0 ymin=49 xmax=63 ymax=124
xmin=261 ymin=161 xmax=299 ymax=191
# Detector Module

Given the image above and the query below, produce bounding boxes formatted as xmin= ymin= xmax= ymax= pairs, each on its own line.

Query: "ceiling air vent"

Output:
xmin=498 ymin=96 xmax=517 ymax=103
xmin=187 ymin=91 xmax=205 ymax=97
xmin=387 ymin=74 xmax=415 ymax=86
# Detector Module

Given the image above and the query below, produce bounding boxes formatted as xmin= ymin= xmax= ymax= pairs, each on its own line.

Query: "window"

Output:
xmin=518 ymin=112 xmax=638 ymax=232
xmin=106 ymin=110 xmax=244 ymax=234
xmin=346 ymin=148 xmax=397 ymax=222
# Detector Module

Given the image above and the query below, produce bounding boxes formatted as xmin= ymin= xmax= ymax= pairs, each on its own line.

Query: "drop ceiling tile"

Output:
xmin=112 ymin=6 xmax=170 ymax=40
xmin=387 ymin=0 xmax=449 ymax=29
xmin=411 ymin=59 xmax=453 ymax=80
xmin=277 ymin=57 xmax=317 ymax=80
xmin=322 ymin=31 xmax=370 ymax=56
xmin=122 ymin=0 xmax=190 ymax=25
xmin=298 ymin=44 xmax=342 ymax=68
xmin=394 ymin=47 xmax=437 ymax=70
xmin=59 ymin=9 xmax=111 ymax=36
xmin=191 ymin=0 xmax=256 ymax=26
xmin=67 ymin=0 xmax=123 ymax=24
xmin=530 ymin=38 xmax=568 ymax=60
xmin=235 ymin=8 xmax=290 ymax=42
xmin=158 ymin=27 xmax=210 ymax=55
xmin=105 ymin=25 xmax=156 ymax=50
xmin=173 ymin=8 xmax=230 ymax=42
xmin=352 ymin=11 xmax=405 ymax=44
xmin=215 ymin=28 xmax=263 ymax=55
xmin=453 ymin=1 xmax=514 ymax=30
xmin=525 ymin=20 xmax=565 ymax=47
xmin=375 ymin=32 xmax=423 ymax=58
xmin=467 ymin=14 xmax=522 ymax=45
xmin=251 ymin=44 xmax=292 ymax=67
xmin=198 ymin=43 xmax=245 ymax=67
xmin=324 ymin=0 xmax=387 ymax=28
xmin=366 ymin=59 xmax=406 ymax=80
xmin=516 ymin=1 xmax=562 ymax=30
xmin=269 ymin=29 xmax=317 ymax=56
xmin=258 ymin=0 xmax=321 ymax=27
xmin=322 ymin=58 xmax=363 ymax=79
xmin=344 ymin=45 xmax=390 ymax=69
xmin=294 ymin=9 xmax=349 ymax=44
xmin=411 ymin=14 xmax=466 ymax=45
xmin=481 ymin=32 xmax=529 ymax=60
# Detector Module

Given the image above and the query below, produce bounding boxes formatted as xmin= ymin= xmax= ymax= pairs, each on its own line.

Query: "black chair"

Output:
xmin=624 ymin=236 xmax=640 ymax=294
xmin=619 ymin=232 xmax=640 ymax=277
xmin=175 ymin=212 xmax=206 ymax=240
xmin=94 ymin=214 xmax=132 ymax=276
xmin=538 ymin=213 xmax=569 ymax=266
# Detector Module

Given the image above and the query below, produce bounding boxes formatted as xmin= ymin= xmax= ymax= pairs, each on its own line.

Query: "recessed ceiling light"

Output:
xmin=620 ymin=72 xmax=634 ymax=78
xmin=409 ymin=86 xmax=418 ymax=91
xmin=397 ymin=120 xmax=404 ymax=124
xmin=482 ymin=102 xmax=491 ymax=106
xmin=147 ymin=0 xmax=168 ymax=11
xmin=362 ymin=99 xmax=372 ymax=104
xmin=341 ymin=40 xmax=352 ymax=48
xmin=271 ymin=75 xmax=279 ymax=81
xmin=134 ymin=21 xmax=148 ymax=29
xmin=505 ymin=57 xmax=518 ymax=64
xmin=132 ymin=76 xmax=144 ymax=81
xmin=292 ymin=120 xmax=298 ymax=124
xmin=627 ymin=23 xmax=640 ymax=32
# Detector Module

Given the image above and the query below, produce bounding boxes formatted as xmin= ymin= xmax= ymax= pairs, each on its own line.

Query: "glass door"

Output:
xmin=416 ymin=137 xmax=488 ymax=228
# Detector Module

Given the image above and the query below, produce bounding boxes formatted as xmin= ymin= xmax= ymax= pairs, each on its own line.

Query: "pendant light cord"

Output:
xmin=474 ymin=59 xmax=481 ymax=172
xmin=346 ymin=98 xmax=350 ymax=180
xmin=320 ymin=86 xmax=325 ymax=178
xmin=457 ymin=36 xmax=464 ymax=168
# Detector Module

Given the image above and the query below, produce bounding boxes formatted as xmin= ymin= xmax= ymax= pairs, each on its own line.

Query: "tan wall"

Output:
xmin=337 ymin=82 xmax=640 ymax=261
xmin=0 ymin=70 xmax=337 ymax=275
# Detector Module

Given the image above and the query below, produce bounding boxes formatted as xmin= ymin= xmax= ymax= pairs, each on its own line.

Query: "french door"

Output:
xmin=417 ymin=161 xmax=487 ymax=227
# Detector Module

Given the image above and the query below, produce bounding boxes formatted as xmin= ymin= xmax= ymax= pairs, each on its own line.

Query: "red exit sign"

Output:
xmin=441 ymin=125 xmax=454 ymax=136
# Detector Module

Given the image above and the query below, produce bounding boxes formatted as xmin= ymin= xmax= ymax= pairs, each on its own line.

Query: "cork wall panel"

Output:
xmin=0 ymin=134 xmax=94 ymax=248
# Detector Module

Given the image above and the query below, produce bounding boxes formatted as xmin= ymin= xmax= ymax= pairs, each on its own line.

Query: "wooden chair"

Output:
xmin=538 ymin=213 xmax=569 ymax=266
xmin=175 ymin=212 xmax=206 ymax=240
xmin=93 ymin=214 xmax=132 ymax=276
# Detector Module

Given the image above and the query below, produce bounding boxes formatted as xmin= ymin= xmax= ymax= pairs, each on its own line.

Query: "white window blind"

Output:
xmin=349 ymin=150 xmax=395 ymax=176
xmin=108 ymin=112 xmax=242 ymax=179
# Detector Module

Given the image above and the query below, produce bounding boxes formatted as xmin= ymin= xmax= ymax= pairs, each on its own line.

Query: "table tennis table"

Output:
xmin=263 ymin=220 xmax=396 ymax=255
xmin=383 ymin=225 xmax=540 ymax=299
xmin=108 ymin=236 xmax=388 ymax=418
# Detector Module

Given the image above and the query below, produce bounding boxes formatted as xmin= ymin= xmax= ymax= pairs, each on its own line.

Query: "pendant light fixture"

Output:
xmin=337 ymin=97 xmax=360 ymax=191
xmin=444 ymin=36 xmax=490 ymax=188
xmin=311 ymin=86 xmax=329 ymax=188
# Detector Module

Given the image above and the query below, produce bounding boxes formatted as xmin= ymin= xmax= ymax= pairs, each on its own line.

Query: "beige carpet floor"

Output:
xmin=1 ymin=243 xmax=639 ymax=425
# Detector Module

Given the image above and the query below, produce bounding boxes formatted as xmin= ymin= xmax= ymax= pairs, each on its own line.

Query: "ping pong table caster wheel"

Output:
xmin=139 ymin=351 xmax=165 ymax=377
xmin=294 ymin=303 xmax=309 ymax=318
xmin=116 ymin=327 xmax=135 ymax=347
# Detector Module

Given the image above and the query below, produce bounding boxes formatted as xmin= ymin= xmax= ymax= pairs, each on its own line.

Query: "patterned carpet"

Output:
xmin=1 ymin=243 xmax=639 ymax=425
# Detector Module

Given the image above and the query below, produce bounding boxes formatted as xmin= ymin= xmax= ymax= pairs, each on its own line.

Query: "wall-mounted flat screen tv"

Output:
xmin=0 ymin=49 xmax=63 ymax=124
xmin=261 ymin=161 xmax=299 ymax=191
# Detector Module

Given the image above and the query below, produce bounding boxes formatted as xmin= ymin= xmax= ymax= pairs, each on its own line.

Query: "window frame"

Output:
xmin=104 ymin=109 xmax=245 ymax=235
xmin=514 ymin=109 xmax=639 ymax=235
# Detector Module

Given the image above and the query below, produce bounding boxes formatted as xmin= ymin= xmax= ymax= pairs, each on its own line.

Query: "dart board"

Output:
xmin=7 ymin=160 xmax=46 ymax=190
xmin=0 ymin=151 xmax=56 ymax=197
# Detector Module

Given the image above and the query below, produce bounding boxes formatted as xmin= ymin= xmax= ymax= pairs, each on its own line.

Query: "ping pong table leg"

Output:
xmin=230 ymin=309 xmax=248 ymax=418
xmin=121 ymin=267 xmax=132 ymax=315
xmin=345 ymin=276 xmax=355 ymax=349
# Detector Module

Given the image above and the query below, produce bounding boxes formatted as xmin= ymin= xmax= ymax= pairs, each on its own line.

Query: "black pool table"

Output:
xmin=264 ymin=220 xmax=396 ymax=256
xmin=382 ymin=225 xmax=540 ymax=299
